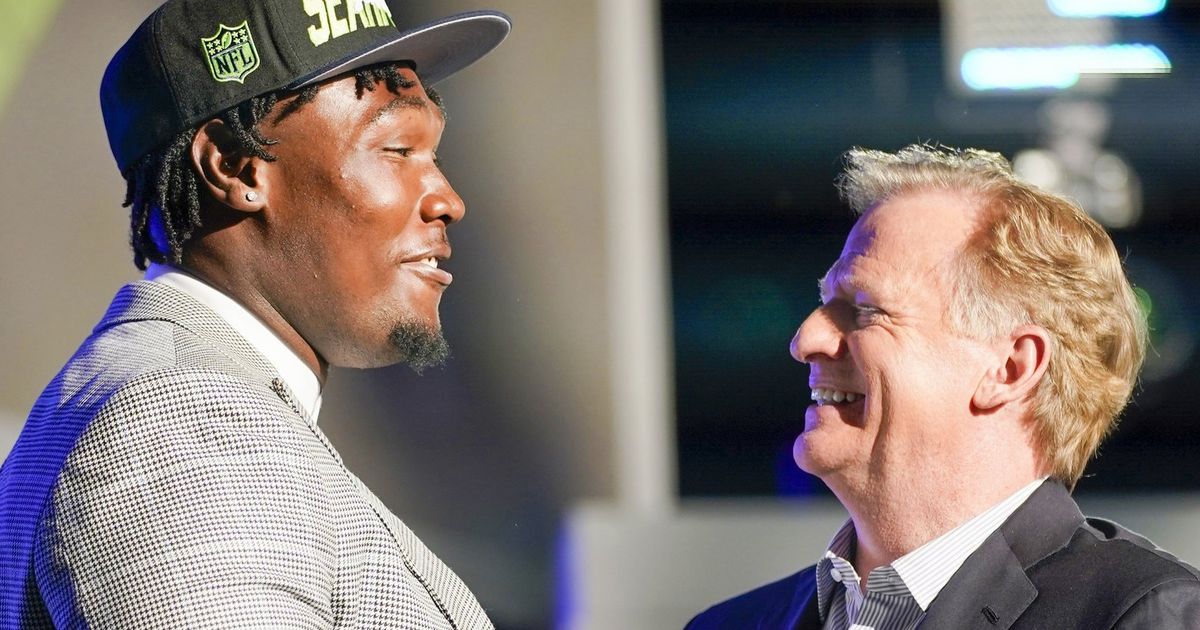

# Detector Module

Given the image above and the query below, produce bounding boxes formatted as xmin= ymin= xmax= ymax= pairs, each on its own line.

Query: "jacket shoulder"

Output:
xmin=1023 ymin=515 xmax=1200 ymax=627
xmin=34 ymin=367 xmax=337 ymax=626
xmin=1112 ymin=577 xmax=1200 ymax=628
xmin=75 ymin=364 xmax=310 ymax=480
xmin=1081 ymin=517 xmax=1200 ymax=579
xmin=686 ymin=566 xmax=816 ymax=629
xmin=33 ymin=313 xmax=268 ymax=427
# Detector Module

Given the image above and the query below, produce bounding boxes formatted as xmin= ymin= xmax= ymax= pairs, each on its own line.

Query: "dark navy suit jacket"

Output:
xmin=686 ymin=481 xmax=1200 ymax=629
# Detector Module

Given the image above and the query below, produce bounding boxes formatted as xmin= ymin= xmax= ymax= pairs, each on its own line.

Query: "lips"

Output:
xmin=401 ymin=249 xmax=452 ymax=286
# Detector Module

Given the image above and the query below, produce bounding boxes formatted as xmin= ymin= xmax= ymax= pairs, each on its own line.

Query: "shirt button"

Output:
xmin=830 ymin=567 xmax=843 ymax=583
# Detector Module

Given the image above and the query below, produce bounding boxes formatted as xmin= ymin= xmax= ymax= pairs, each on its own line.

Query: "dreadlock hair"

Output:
xmin=123 ymin=62 xmax=443 ymax=270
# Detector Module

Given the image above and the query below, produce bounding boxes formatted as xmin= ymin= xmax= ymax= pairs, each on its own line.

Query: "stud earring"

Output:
xmin=245 ymin=191 xmax=259 ymax=202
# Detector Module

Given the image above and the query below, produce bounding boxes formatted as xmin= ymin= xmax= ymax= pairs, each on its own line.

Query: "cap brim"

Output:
xmin=289 ymin=10 xmax=511 ymax=89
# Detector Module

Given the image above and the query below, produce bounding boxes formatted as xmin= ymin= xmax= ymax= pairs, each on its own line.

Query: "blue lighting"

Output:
xmin=961 ymin=44 xmax=1171 ymax=91
xmin=1048 ymin=0 xmax=1166 ymax=18
xmin=554 ymin=525 xmax=577 ymax=630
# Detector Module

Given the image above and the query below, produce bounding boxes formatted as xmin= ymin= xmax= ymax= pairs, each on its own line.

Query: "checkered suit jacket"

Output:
xmin=0 ymin=281 xmax=493 ymax=629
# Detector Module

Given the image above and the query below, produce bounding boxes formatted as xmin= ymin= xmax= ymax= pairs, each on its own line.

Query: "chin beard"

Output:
xmin=387 ymin=319 xmax=450 ymax=374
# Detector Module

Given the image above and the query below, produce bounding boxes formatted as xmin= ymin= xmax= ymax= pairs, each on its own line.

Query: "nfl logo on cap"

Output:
xmin=201 ymin=21 xmax=260 ymax=84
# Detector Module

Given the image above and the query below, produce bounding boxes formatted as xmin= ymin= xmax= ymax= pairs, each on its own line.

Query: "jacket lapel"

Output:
xmin=919 ymin=481 xmax=1084 ymax=630
xmin=269 ymin=378 xmax=319 ymax=427
xmin=332 ymin=447 xmax=493 ymax=630
xmin=918 ymin=534 xmax=1036 ymax=630
xmin=276 ymin=381 xmax=491 ymax=629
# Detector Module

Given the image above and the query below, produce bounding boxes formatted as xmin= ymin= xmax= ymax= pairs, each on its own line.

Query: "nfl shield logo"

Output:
xmin=201 ymin=21 xmax=260 ymax=84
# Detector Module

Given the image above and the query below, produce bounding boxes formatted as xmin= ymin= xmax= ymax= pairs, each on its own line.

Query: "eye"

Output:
xmin=853 ymin=304 xmax=885 ymax=326
xmin=385 ymin=147 xmax=413 ymax=157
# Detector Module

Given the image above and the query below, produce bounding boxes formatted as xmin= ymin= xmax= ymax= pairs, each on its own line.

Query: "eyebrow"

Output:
xmin=818 ymin=255 xmax=863 ymax=303
xmin=368 ymin=94 xmax=429 ymax=125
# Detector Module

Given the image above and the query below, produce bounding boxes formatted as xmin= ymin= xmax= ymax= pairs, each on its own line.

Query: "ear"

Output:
xmin=190 ymin=119 xmax=267 ymax=212
xmin=972 ymin=325 xmax=1051 ymax=412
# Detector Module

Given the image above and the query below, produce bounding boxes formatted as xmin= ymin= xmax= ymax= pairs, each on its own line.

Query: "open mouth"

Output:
xmin=401 ymin=257 xmax=453 ymax=286
xmin=809 ymin=387 xmax=864 ymax=406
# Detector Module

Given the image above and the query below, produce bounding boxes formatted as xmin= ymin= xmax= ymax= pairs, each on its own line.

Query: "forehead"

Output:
xmin=273 ymin=66 xmax=444 ymax=135
xmin=821 ymin=190 xmax=982 ymax=300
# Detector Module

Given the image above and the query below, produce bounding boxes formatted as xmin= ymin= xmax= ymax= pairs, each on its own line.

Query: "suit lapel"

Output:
xmin=918 ymin=534 xmax=1036 ymax=630
xmin=333 ymin=446 xmax=493 ymax=630
xmin=920 ymin=481 xmax=1084 ymax=630
xmin=269 ymin=378 xmax=320 ymax=427
xmin=284 ymin=386 xmax=491 ymax=630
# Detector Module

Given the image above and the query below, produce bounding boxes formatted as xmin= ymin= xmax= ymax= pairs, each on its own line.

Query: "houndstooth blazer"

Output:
xmin=0 ymin=281 xmax=493 ymax=629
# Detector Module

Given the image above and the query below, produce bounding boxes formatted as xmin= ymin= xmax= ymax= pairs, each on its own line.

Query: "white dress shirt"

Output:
xmin=145 ymin=263 xmax=323 ymax=422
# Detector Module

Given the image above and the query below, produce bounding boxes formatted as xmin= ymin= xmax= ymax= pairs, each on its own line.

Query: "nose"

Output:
xmin=420 ymin=170 xmax=466 ymax=226
xmin=790 ymin=307 xmax=845 ymax=363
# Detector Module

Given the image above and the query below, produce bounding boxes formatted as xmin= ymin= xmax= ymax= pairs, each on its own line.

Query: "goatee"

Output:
xmin=388 ymin=319 xmax=450 ymax=374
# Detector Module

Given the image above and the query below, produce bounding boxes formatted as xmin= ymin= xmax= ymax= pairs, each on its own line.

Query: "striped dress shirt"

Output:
xmin=815 ymin=478 xmax=1045 ymax=630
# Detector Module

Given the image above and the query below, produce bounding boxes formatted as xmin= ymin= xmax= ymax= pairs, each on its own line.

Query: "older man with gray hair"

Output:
xmin=687 ymin=144 xmax=1200 ymax=629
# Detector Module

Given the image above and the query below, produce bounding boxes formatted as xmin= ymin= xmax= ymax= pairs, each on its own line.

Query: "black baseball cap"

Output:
xmin=101 ymin=0 xmax=511 ymax=173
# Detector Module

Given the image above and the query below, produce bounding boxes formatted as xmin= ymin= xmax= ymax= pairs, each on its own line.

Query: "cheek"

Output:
xmin=849 ymin=332 xmax=910 ymax=383
xmin=309 ymin=182 xmax=409 ymax=263
xmin=855 ymin=337 xmax=936 ymax=420
xmin=338 ymin=152 xmax=417 ymax=211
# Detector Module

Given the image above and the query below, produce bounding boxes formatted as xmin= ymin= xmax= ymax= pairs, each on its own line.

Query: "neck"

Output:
xmin=830 ymin=448 xmax=1042 ymax=581
xmin=179 ymin=252 xmax=329 ymax=384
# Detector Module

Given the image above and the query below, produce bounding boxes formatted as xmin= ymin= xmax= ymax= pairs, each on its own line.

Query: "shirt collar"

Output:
xmin=145 ymin=263 xmax=323 ymax=423
xmin=816 ymin=477 xmax=1047 ymax=613
xmin=814 ymin=519 xmax=860 ymax=622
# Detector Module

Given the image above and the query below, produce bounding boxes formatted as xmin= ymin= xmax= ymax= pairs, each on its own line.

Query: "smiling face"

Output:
xmin=790 ymin=190 xmax=997 ymax=495
xmin=254 ymin=67 xmax=464 ymax=369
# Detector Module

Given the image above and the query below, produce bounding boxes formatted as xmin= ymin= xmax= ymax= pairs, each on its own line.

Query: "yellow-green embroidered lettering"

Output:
xmin=302 ymin=0 xmax=393 ymax=47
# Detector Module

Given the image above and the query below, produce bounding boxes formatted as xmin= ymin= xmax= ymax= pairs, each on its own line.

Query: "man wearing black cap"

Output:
xmin=0 ymin=1 xmax=509 ymax=627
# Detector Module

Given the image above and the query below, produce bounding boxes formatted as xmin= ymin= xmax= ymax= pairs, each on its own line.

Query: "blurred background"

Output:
xmin=0 ymin=0 xmax=1197 ymax=628
xmin=667 ymin=0 xmax=1200 ymax=500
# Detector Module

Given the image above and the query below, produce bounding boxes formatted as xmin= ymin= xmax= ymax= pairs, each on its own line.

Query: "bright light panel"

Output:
xmin=1048 ymin=0 xmax=1167 ymax=18
xmin=962 ymin=44 xmax=1171 ymax=90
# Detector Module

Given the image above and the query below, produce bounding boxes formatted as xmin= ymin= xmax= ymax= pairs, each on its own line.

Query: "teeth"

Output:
xmin=809 ymin=388 xmax=862 ymax=405
xmin=425 ymin=257 xmax=438 ymax=268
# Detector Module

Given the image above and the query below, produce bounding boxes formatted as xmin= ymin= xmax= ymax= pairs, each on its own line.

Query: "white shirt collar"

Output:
xmin=145 ymin=263 xmax=323 ymax=423
xmin=822 ymin=477 xmax=1047 ymax=610
xmin=890 ymin=477 xmax=1046 ymax=608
